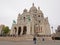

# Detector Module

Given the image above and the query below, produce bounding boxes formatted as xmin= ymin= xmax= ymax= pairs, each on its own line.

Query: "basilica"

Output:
xmin=10 ymin=3 xmax=51 ymax=36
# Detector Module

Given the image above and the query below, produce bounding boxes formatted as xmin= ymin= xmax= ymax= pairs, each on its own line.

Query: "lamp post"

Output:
xmin=51 ymin=26 xmax=53 ymax=34
xmin=51 ymin=26 xmax=55 ymax=42
xmin=51 ymin=26 xmax=53 ymax=38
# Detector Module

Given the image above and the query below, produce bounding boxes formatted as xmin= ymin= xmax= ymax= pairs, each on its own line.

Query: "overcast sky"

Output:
xmin=0 ymin=0 xmax=60 ymax=33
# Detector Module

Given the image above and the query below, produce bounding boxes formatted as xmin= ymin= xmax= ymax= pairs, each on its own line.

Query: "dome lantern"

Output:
xmin=32 ymin=3 xmax=34 ymax=6
xmin=29 ymin=3 xmax=37 ymax=13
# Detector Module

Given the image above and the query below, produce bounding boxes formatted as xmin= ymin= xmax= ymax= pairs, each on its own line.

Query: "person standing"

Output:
xmin=33 ymin=36 xmax=37 ymax=44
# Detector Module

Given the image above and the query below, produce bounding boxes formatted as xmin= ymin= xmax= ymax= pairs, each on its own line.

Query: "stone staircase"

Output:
xmin=0 ymin=35 xmax=34 ymax=41
xmin=0 ymin=35 xmax=52 ymax=41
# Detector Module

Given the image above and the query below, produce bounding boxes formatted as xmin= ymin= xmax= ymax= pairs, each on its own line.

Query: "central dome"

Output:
xmin=29 ymin=3 xmax=37 ymax=13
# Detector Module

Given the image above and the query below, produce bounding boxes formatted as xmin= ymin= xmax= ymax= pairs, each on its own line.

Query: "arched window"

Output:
xmin=41 ymin=27 xmax=42 ymax=32
xmin=39 ymin=21 xmax=41 ymax=23
xmin=38 ymin=15 xmax=40 ymax=17
xmin=23 ymin=17 xmax=25 ymax=22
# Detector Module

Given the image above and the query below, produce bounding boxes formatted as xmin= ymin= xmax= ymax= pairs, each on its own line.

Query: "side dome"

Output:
xmin=37 ymin=7 xmax=43 ymax=14
xmin=29 ymin=3 xmax=37 ymax=13
xmin=23 ymin=8 xmax=27 ymax=12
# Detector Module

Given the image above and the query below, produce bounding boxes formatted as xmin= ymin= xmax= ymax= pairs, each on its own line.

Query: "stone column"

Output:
xmin=20 ymin=26 xmax=23 ymax=35
xmin=32 ymin=24 xmax=34 ymax=35
xmin=16 ymin=27 xmax=18 ymax=36
xmin=27 ymin=25 xmax=30 ymax=35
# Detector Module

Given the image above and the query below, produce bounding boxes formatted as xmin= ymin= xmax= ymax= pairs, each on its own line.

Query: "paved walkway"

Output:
xmin=0 ymin=40 xmax=60 ymax=45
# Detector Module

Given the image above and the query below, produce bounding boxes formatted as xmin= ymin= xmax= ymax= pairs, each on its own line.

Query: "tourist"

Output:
xmin=42 ymin=37 xmax=45 ymax=41
xmin=33 ymin=36 xmax=37 ymax=44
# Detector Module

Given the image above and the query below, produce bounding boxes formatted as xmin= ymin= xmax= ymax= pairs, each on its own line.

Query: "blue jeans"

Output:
xmin=34 ymin=40 xmax=36 ymax=44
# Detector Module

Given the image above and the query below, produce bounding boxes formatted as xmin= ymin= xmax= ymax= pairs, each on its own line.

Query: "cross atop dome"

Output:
xmin=32 ymin=3 xmax=34 ymax=6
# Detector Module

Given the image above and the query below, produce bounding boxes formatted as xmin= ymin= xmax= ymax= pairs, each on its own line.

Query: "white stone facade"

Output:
xmin=10 ymin=3 xmax=51 ymax=36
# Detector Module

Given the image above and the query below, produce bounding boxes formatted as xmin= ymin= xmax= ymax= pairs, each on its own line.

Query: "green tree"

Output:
xmin=2 ymin=26 xmax=10 ymax=35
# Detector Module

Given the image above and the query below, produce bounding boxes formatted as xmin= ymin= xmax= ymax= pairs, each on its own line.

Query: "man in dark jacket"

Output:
xmin=33 ymin=37 xmax=37 ymax=44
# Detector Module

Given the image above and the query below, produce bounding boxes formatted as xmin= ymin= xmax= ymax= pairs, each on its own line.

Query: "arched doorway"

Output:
xmin=14 ymin=27 xmax=17 ymax=34
xmin=23 ymin=26 xmax=27 ymax=35
xmin=18 ymin=27 xmax=21 ymax=36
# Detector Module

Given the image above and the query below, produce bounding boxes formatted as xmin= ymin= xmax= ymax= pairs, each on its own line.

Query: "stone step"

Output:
xmin=0 ymin=35 xmax=34 ymax=41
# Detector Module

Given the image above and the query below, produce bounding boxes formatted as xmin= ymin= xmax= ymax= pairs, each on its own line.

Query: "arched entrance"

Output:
xmin=14 ymin=27 xmax=17 ymax=34
xmin=23 ymin=26 xmax=27 ymax=35
xmin=18 ymin=27 xmax=21 ymax=36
